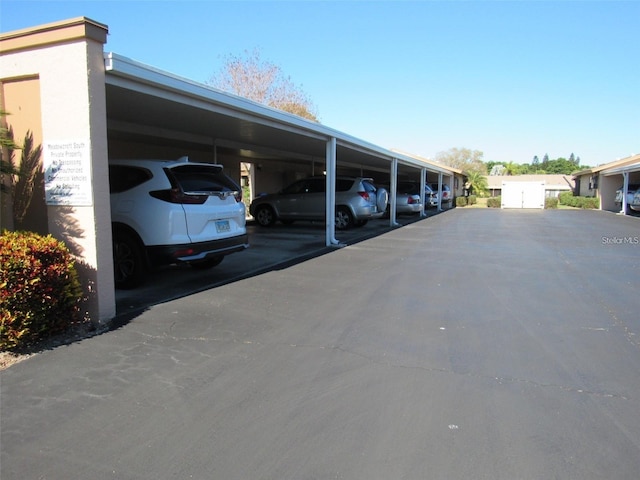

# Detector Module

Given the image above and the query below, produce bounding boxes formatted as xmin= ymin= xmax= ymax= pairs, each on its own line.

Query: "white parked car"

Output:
xmin=615 ymin=184 xmax=640 ymax=212
xmin=430 ymin=183 xmax=452 ymax=205
xmin=109 ymin=157 xmax=249 ymax=288
xmin=381 ymin=181 xmax=423 ymax=216
xmin=631 ymin=190 xmax=640 ymax=212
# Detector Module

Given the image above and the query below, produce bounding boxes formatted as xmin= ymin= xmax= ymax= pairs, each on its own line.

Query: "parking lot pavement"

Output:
xmin=114 ymin=211 xmax=437 ymax=315
xmin=2 ymin=209 xmax=639 ymax=479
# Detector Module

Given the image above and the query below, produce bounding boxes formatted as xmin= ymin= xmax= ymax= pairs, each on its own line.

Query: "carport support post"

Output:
xmin=325 ymin=137 xmax=339 ymax=246
xmin=390 ymin=158 xmax=399 ymax=226
xmin=621 ymin=172 xmax=629 ymax=214
xmin=420 ymin=168 xmax=427 ymax=217
xmin=437 ymin=172 xmax=443 ymax=211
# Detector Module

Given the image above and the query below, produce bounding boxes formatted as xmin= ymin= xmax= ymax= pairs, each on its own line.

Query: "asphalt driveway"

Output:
xmin=2 ymin=209 xmax=639 ymax=479
xmin=114 ymin=211 xmax=438 ymax=315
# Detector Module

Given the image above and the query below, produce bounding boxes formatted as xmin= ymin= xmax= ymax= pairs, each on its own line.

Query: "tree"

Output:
xmin=531 ymin=155 xmax=539 ymax=173
xmin=1 ymin=111 xmax=43 ymax=229
xmin=1 ymin=110 xmax=20 ymax=193
xmin=12 ymin=131 xmax=42 ymax=225
xmin=465 ymin=170 xmax=488 ymax=196
xmin=524 ymin=154 xmax=585 ymax=175
xmin=504 ymin=161 xmax=519 ymax=175
xmin=435 ymin=147 xmax=486 ymax=174
xmin=208 ymin=48 xmax=319 ymax=122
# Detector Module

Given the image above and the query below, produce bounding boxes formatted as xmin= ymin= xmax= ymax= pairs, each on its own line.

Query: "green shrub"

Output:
xmin=545 ymin=197 xmax=559 ymax=209
xmin=558 ymin=192 xmax=599 ymax=209
xmin=1 ymin=231 xmax=82 ymax=351
xmin=467 ymin=195 xmax=477 ymax=206
xmin=487 ymin=196 xmax=501 ymax=208
xmin=558 ymin=191 xmax=574 ymax=205
xmin=456 ymin=196 xmax=467 ymax=207
xmin=581 ymin=197 xmax=600 ymax=209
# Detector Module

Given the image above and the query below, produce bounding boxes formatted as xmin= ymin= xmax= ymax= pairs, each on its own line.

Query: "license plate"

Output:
xmin=215 ymin=220 xmax=230 ymax=233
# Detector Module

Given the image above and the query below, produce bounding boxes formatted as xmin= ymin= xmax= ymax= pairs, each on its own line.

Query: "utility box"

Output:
xmin=501 ymin=181 xmax=545 ymax=209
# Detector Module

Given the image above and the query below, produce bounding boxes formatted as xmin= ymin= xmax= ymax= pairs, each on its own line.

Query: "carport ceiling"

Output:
xmin=104 ymin=53 xmax=445 ymax=175
xmin=105 ymin=84 xmax=399 ymax=172
xmin=106 ymin=83 xmax=329 ymax=160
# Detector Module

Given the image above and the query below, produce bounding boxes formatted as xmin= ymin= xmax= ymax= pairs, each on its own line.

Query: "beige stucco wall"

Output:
xmin=2 ymin=75 xmax=49 ymax=233
xmin=0 ymin=18 xmax=115 ymax=323
xmin=599 ymin=175 xmax=619 ymax=212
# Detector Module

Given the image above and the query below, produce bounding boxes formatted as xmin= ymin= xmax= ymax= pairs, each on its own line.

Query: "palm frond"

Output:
xmin=12 ymin=131 xmax=43 ymax=224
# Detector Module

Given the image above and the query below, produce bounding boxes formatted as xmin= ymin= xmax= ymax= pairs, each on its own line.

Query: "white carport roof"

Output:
xmin=104 ymin=53 xmax=453 ymax=177
xmin=600 ymin=161 xmax=640 ymax=176
xmin=574 ymin=154 xmax=640 ymax=177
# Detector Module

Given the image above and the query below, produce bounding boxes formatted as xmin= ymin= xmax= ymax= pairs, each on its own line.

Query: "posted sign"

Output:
xmin=44 ymin=140 xmax=93 ymax=206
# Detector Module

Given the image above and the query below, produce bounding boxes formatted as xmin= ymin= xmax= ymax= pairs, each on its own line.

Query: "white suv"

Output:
xmin=109 ymin=157 xmax=249 ymax=288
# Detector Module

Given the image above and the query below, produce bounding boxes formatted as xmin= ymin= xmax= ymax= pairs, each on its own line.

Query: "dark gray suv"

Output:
xmin=249 ymin=176 xmax=388 ymax=229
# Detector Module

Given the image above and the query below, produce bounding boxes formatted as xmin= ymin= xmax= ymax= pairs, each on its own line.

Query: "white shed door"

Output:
xmin=501 ymin=182 xmax=545 ymax=209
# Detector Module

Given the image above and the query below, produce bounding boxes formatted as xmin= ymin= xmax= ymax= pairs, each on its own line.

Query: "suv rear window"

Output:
xmin=362 ymin=181 xmax=377 ymax=193
xmin=109 ymin=165 xmax=152 ymax=193
xmin=336 ymin=179 xmax=355 ymax=191
xmin=168 ymin=164 xmax=239 ymax=193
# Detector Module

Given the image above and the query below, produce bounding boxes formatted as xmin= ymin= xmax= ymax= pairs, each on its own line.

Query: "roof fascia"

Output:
xmin=588 ymin=154 xmax=640 ymax=175
xmin=391 ymin=149 xmax=462 ymax=175
xmin=601 ymin=161 xmax=640 ymax=176
xmin=104 ymin=53 xmax=450 ymax=173
xmin=0 ymin=17 xmax=107 ymax=53
xmin=104 ymin=52 xmax=329 ymax=142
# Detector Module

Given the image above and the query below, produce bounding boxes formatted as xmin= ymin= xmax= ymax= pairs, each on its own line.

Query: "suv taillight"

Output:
xmin=358 ymin=192 xmax=370 ymax=201
xmin=150 ymin=188 xmax=208 ymax=205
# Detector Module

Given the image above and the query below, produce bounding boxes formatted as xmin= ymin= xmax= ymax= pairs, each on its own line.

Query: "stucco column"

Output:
xmin=0 ymin=18 xmax=116 ymax=323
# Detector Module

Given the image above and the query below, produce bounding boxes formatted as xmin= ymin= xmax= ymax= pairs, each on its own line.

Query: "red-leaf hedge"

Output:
xmin=1 ymin=230 xmax=82 ymax=351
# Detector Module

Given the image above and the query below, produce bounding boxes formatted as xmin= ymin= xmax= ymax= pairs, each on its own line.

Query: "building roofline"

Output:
xmin=0 ymin=17 xmax=108 ymax=53
xmin=574 ymin=153 xmax=640 ymax=176
xmin=104 ymin=52 xmax=456 ymax=175
xmin=390 ymin=149 xmax=463 ymax=175
xmin=486 ymin=174 xmax=574 ymax=188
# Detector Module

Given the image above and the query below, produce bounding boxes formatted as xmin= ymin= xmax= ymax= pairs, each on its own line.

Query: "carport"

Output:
xmin=104 ymin=53 xmax=456 ymax=244
xmin=1 ymin=17 xmax=458 ymax=325
xmin=600 ymin=159 xmax=640 ymax=214
xmin=574 ymin=154 xmax=640 ymax=214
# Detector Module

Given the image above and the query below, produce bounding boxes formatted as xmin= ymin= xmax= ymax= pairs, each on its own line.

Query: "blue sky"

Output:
xmin=1 ymin=1 xmax=638 ymax=167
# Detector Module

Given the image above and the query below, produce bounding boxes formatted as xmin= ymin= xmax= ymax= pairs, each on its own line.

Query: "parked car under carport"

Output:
xmin=250 ymin=176 xmax=389 ymax=230
xmin=382 ymin=181 xmax=423 ymax=216
xmin=615 ymin=184 xmax=640 ymax=212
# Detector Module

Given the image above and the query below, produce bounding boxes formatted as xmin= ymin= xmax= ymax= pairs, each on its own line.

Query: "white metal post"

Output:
xmin=437 ymin=172 xmax=443 ymax=211
xmin=420 ymin=168 xmax=427 ymax=217
xmin=390 ymin=158 xmax=398 ymax=226
xmin=326 ymin=137 xmax=339 ymax=245
xmin=621 ymin=171 xmax=629 ymax=215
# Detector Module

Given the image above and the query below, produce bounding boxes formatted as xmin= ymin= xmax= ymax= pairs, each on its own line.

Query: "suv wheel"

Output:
xmin=254 ymin=205 xmax=276 ymax=227
xmin=335 ymin=207 xmax=353 ymax=230
xmin=113 ymin=230 xmax=146 ymax=289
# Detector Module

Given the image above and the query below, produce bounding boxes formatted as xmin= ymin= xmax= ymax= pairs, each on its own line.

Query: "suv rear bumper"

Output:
xmin=147 ymin=234 xmax=249 ymax=265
